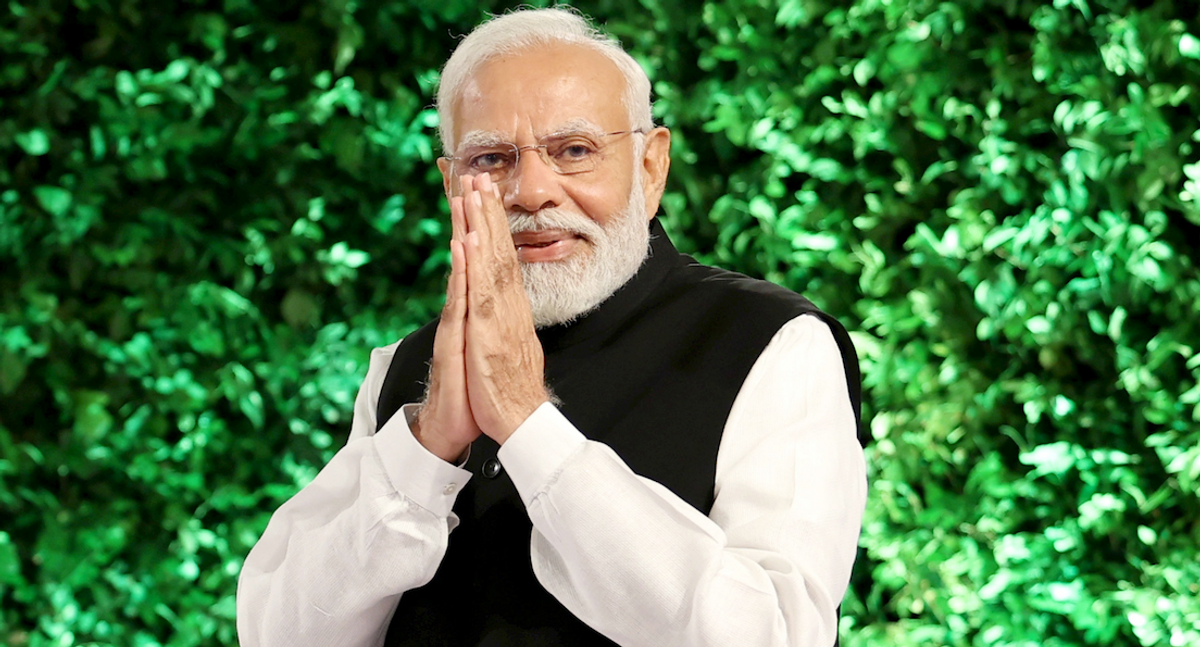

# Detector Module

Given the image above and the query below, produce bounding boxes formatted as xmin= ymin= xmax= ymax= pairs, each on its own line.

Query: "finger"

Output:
xmin=448 ymin=238 xmax=467 ymax=321
xmin=441 ymin=198 xmax=465 ymax=320
xmin=426 ymin=238 xmax=469 ymax=418
xmin=459 ymin=176 xmax=493 ymax=289
xmin=463 ymin=228 xmax=496 ymax=319
xmin=462 ymin=173 xmax=492 ymax=252
xmin=450 ymin=194 xmax=467 ymax=244
xmin=476 ymin=173 xmax=511 ymax=257
xmin=434 ymin=238 xmax=466 ymax=350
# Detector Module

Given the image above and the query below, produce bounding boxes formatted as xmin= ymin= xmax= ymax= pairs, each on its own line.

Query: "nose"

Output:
xmin=503 ymin=146 xmax=565 ymax=214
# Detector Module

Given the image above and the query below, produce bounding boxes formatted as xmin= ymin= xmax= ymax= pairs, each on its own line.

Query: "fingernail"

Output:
xmin=472 ymin=192 xmax=482 ymax=206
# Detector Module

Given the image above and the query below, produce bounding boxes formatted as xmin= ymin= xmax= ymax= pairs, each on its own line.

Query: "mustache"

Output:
xmin=508 ymin=208 xmax=605 ymax=241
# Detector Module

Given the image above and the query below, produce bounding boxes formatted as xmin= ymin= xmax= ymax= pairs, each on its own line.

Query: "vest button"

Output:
xmin=482 ymin=458 xmax=503 ymax=479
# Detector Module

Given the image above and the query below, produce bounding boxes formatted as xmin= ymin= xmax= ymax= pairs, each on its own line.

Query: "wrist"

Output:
xmin=492 ymin=395 xmax=550 ymax=445
xmin=412 ymin=410 xmax=471 ymax=463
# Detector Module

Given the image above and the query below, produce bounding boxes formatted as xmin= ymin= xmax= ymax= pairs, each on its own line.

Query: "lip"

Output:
xmin=512 ymin=229 xmax=583 ymax=263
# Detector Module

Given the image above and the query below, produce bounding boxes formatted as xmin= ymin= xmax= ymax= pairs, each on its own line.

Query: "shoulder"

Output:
xmin=367 ymin=338 xmax=404 ymax=370
xmin=670 ymin=257 xmax=864 ymax=433
xmin=672 ymin=255 xmax=822 ymax=320
xmin=368 ymin=319 xmax=443 ymax=431
xmin=365 ymin=319 xmax=439 ymax=374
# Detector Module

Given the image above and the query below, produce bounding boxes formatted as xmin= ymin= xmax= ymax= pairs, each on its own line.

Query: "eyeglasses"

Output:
xmin=443 ymin=129 xmax=645 ymax=184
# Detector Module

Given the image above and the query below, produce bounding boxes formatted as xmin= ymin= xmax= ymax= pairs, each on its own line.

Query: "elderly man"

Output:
xmin=237 ymin=7 xmax=865 ymax=647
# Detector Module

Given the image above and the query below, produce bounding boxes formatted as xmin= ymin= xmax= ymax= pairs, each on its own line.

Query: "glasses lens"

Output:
xmin=543 ymin=135 xmax=601 ymax=175
xmin=457 ymin=144 xmax=517 ymax=182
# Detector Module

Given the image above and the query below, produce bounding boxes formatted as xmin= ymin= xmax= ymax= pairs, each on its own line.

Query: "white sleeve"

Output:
xmin=236 ymin=342 xmax=472 ymax=647
xmin=498 ymin=314 xmax=866 ymax=647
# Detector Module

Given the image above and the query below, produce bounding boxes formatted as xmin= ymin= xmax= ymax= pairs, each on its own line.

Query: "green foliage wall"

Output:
xmin=2 ymin=1 xmax=1198 ymax=646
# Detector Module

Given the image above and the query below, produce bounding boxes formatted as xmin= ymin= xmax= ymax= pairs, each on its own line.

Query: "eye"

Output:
xmin=466 ymin=148 xmax=513 ymax=171
xmin=548 ymin=137 xmax=600 ymax=163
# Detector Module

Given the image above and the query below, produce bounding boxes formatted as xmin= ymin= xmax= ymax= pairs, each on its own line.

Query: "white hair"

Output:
xmin=436 ymin=7 xmax=654 ymax=152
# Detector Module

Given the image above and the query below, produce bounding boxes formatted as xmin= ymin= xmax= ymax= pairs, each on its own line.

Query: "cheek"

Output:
xmin=569 ymin=178 xmax=633 ymax=226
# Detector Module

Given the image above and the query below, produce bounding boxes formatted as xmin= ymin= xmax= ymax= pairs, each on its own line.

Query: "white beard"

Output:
xmin=509 ymin=179 xmax=651 ymax=328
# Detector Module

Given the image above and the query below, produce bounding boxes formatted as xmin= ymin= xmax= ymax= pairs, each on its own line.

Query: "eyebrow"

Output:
xmin=456 ymin=130 xmax=509 ymax=150
xmin=545 ymin=119 xmax=605 ymax=138
xmin=455 ymin=119 xmax=609 ymax=151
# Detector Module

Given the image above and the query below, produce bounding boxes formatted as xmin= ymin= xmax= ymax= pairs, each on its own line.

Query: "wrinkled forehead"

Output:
xmin=449 ymin=42 xmax=628 ymax=150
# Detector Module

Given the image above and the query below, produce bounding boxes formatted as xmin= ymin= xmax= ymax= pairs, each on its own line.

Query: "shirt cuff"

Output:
xmin=371 ymin=403 xmax=472 ymax=518
xmin=497 ymin=402 xmax=587 ymax=508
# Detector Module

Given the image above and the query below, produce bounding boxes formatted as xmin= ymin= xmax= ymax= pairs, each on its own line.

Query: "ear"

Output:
xmin=639 ymin=127 xmax=671 ymax=219
xmin=437 ymin=157 xmax=454 ymax=198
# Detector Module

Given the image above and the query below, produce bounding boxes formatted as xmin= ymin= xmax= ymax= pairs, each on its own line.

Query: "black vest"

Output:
xmin=377 ymin=220 xmax=861 ymax=646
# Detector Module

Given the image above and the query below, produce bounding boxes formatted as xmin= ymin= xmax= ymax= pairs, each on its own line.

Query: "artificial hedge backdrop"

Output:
xmin=3 ymin=0 xmax=1199 ymax=645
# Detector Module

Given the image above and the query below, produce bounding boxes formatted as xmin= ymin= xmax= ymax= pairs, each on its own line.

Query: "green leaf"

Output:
xmin=73 ymin=390 xmax=114 ymax=442
xmin=853 ymin=58 xmax=875 ymax=86
xmin=1180 ymin=34 xmax=1200 ymax=60
xmin=33 ymin=186 xmax=72 ymax=217
xmin=16 ymin=129 xmax=50 ymax=155
xmin=791 ymin=232 xmax=838 ymax=252
xmin=0 ymin=349 xmax=28 ymax=394
xmin=1021 ymin=441 xmax=1079 ymax=476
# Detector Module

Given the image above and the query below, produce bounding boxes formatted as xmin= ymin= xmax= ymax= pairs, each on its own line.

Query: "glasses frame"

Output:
xmin=442 ymin=129 xmax=646 ymax=183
